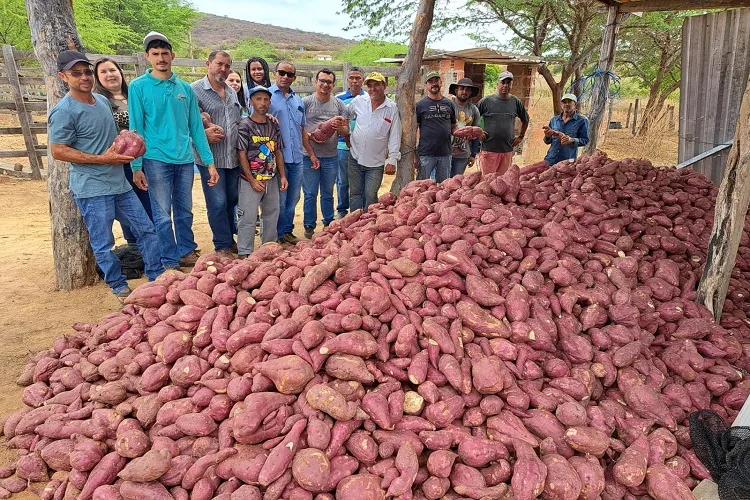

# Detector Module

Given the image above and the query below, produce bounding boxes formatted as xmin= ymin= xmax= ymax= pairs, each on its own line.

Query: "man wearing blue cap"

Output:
xmin=236 ymin=86 xmax=288 ymax=256
xmin=542 ymin=93 xmax=590 ymax=165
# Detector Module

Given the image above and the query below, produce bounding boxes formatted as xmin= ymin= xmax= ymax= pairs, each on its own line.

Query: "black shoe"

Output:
xmin=304 ymin=226 xmax=314 ymax=239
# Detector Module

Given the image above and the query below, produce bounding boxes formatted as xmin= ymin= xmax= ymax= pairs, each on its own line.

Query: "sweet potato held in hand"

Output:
xmin=112 ymin=130 xmax=146 ymax=158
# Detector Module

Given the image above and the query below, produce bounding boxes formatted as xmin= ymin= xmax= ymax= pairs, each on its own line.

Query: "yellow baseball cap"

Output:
xmin=364 ymin=72 xmax=386 ymax=84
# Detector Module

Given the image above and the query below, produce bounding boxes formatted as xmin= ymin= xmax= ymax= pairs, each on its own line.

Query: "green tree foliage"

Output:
xmin=484 ymin=63 xmax=500 ymax=86
xmin=341 ymin=0 xmax=605 ymax=114
xmin=230 ymin=37 xmax=277 ymax=62
xmin=616 ymin=12 xmax=685 ymax=135
xmin=0 ymin=0 xmax=32 ymax=49
xmin=337 ymin=39 xmax=408 ymax=66
xmin=0 ymin=0 xmax=198 ymax=54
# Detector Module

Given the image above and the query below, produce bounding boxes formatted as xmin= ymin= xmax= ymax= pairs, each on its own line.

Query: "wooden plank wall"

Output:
xmin=679 ymin=9 xmax=750 ymax=185
xmin=0 ymin=47 xmax=402 ymax=177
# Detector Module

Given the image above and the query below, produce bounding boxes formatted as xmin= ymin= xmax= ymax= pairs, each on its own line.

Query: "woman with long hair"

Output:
xmin=227 ymin=70 xmax=249 ymax=117
xmin=243 ymin=57 xmax=271 ymax=107
xmin=93 ymin=57 xmax=153 ymax=245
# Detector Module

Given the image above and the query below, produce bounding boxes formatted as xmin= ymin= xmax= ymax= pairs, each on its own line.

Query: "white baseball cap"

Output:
xmin=561 ymin=93 xmax=578 ymax=103
xmin=498 ymin=71 xmax=514 ymax=81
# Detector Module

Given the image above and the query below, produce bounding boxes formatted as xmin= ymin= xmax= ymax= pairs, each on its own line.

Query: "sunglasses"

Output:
xmin=67 ymin=69 xmax=94 ymax=77
xmin=317 ymin=79 xmax=334 ymax=86
xmin=277 ymin=70 xmax=296 ymax=78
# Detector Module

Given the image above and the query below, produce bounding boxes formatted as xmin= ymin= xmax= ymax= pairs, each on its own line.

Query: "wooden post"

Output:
xmin=133 ymin=52 xmax=147 ymax=77
xmin=390 ymin=0 xmax=436 ymax=196
xmin=3 ymin=45 xmax=43 ymax=180
xmin=625 ymin=102 xmax=633 ymax=127
xmin=584 ymin=5 xmax=623 ymax=154
xmin=632 ymin=98 xmax=639 ymax=136
xmin=25 ymin=0 xmax=98 ymax=290
xmin=603 ymin=96 xmax=615 ymax=145
xmin=668 ymin=105 xmax=675 ymax=131
xmin=697 ymin=75 xmax=750 ymax=320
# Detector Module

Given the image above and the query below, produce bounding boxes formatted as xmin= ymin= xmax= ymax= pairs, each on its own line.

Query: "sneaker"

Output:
xmin=113 ymin=287 xmax=132 ymax=304
xmin=229 ymin=242 xmax=238 ymax=254
xmin=179 ymin=250 xmax=201 ymax=267
xmin=304 ymin=226 xmax=314 ymax=239
xmin=282 ymin=233 xmax=300 ymax=245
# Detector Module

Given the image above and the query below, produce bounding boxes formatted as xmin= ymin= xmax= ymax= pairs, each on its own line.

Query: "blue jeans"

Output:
xmin=418 ymin=156 xmax=451 ymax=183
xmin=302 ymin=155 xmax=337 ymax=228
xmin=121 ymin=163 xmax=152 ymax=245
xmin=143 ymin=159 xmax=197 ymax=268
xmin=348 ymin=155 xmax=384 ymax=213
xmin=75 ymin=190 xmax=163 ymax=293
xmin=336 ymin=149 xmax=350 ymax=216
xmin=451 ymin=156 xmax=470 ymax=177
xmin=198 ymin=165 xmax=240 ymax=251
xmin=277 ymin=161 xmax=303 ymax=237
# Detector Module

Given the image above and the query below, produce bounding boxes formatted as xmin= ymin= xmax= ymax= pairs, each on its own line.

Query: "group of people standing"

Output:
xmin=47 ymin=30 xmax=590 ymax=303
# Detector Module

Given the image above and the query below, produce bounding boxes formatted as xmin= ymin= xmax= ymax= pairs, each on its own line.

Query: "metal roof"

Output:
xmin=374 ymin=47 xmax=545 ymax=65
xmin=595 ymin=0 xmax=750 ymax=12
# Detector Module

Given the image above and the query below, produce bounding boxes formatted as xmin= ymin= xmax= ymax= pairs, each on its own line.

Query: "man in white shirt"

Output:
xmin=347 ymin=72 xmax=401 ymax=212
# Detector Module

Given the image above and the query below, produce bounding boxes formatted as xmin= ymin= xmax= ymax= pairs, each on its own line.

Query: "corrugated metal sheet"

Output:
xmin=679 ymin=9 xmax=750 ymax=185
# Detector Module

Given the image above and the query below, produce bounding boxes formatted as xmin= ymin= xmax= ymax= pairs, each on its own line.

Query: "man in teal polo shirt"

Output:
xmin=128 ymin=31 xmax=218 ymax=270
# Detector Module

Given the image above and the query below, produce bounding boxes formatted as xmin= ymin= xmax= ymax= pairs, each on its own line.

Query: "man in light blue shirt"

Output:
xmin=48 ymin=50 xmax=163 ymax=303
xmin=129 ymin=31 xmax=217 ymax=269
xmin=335 ymin=66 xmax=365 ymax=218
xmin=543 ymin=93 xmax=590 ymax=165
xmin=268 ymin=61 xmax=318 ymax=245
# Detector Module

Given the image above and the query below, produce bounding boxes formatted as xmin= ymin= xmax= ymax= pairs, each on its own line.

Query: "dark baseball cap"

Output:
xmin=58 ymin=50 xmax=91 ymax=71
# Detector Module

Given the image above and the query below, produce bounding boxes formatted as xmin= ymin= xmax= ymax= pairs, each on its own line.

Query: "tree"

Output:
xmin=390 ymin=0 xmax=436 ymax=195
xmin=0 ymin=0 xmax=32 ymax=49
xmin=469 ymin=0 xmax=606 ymax=115
xmin=230 ymin=37 xmax=277 ymax=62
xmin=25 ymin=0 xmax=98 ymax=290
xmin=6 ymin=0 xmax=198 ymax=55
xmin=617 ymin=12 xmax=684 ymax=136
xmin=341 ymin=0 xmax=605 ymax=116
xmin=697 ymin=74 xmax=750 ymax=320
xmin=337 ymin=39 xmax=409 ymax=66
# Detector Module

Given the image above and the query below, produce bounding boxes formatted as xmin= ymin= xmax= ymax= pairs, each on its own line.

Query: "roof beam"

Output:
xmin=597 ymin=0 xmax=750 ymax=13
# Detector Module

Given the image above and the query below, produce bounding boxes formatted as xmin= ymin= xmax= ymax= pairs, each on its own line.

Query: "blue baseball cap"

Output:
xmin=247 ymin=86 xmax=272 ymax=98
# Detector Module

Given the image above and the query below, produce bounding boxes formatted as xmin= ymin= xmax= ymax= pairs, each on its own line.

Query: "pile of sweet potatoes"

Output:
xmin=2 ymin=150 xmax=750 ymax=499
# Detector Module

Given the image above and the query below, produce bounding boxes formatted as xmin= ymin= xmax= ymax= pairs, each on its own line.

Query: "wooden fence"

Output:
xmin=0 ymin=45 xmax=402 ymax=179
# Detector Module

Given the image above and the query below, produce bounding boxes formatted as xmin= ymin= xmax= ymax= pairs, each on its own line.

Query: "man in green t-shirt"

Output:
xmin=477 ymin=71 xmax=529 ymax=175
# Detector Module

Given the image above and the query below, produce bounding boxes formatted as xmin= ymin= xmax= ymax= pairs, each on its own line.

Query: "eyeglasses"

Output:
xmin=317 ymin=79 xmax=334 ymax=86
xmin=277 ymin=70 xmax=296 ymax=78
xmin=67 ymin=69 xmax=94 ymax=77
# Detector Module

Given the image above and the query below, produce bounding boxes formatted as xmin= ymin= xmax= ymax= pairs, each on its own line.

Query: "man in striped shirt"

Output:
xmin=191 ymin=50 xmax=243 ymax=257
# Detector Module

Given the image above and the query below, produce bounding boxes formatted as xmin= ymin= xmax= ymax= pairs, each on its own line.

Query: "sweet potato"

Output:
xmin=541 ymin=453 xmax=582 ymax=500
xmin=568 ymin=455 xmax=605 ymax=500
xmin=645 ymin=464 xmax=694 ymax=499
xmin=118 ymin=448 xmax=171 ymax=482
xmin=563 ymin=426 xmax=610 ymax=457
xmin=256 ymin=355 xmax=315 ymax=394
xmin=79 ymin=452 xmax=127 ymax=500
xmin=292 ymin=448 xmax=330 ymax=492
xmin=613 ymin=434 xmax=648 ymax=487
xmin=118 ymin=480 xmax=172 ymax=500
xmin=336 ymin=474 xmax=386 ymax=500
xmin=258 ymin=418 xmax=306 ymax=486
xmin=511 ymin=439 xmax=547 ymax=500
xmin=306 ymin=384 xmax=357 ymax=421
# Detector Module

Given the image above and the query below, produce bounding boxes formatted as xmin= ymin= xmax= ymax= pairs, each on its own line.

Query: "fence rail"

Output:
xmin=0 ymin=45 xmax=403 ymax=179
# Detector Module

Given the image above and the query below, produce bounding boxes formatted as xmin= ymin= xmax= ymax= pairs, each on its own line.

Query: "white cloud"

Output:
xmin=189 ymin=0 xmax=508 ymax=51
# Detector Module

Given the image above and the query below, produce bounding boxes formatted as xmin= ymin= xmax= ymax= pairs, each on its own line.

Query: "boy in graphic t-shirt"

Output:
xmin=237 ymin=86 xmax=288 ymax=256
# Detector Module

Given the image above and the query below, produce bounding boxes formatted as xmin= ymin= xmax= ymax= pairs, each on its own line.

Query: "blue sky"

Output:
xmin=189 ymin=0 xmax=491 ymax=51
